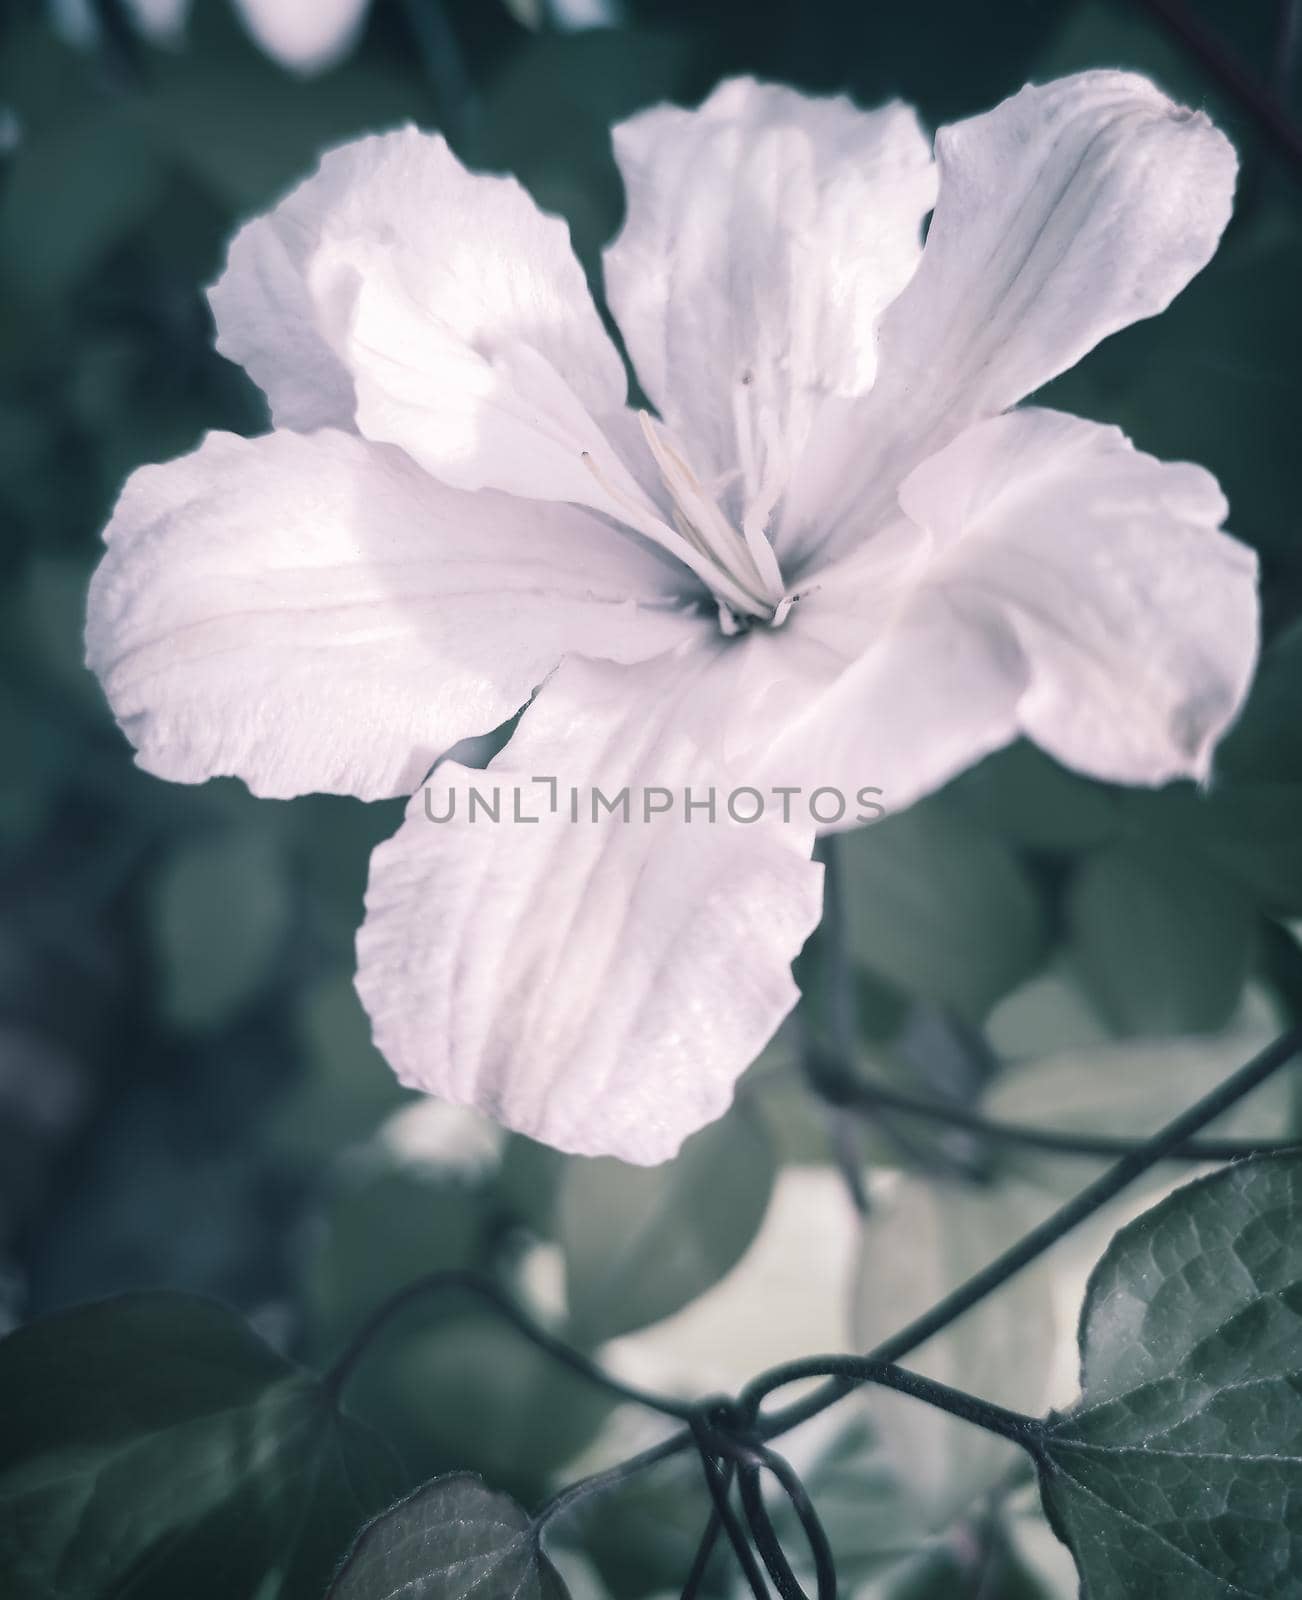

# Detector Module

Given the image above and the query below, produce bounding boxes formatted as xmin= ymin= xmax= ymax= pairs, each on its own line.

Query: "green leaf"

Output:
xmin=985 ymin=1016 xmax=1293 ymax=1197
xmin=150 ymin=827 xmax=293 ymax=1029
xmin=1037 ymin=1156 xmax=1302 ymax=1598
xmin=558 ymin=1104 xmax=776 ymax=1342
xmin=0 ymin=1293 xmax=401 ymax=1600
xmin=1066 ymin=839 xmax=1253 ymax=1035
xmin=0 ymin=104 xmax=167 ymax=305
xmin=1215 ymin=619 xmax=1302 ymax=787
xmin=951 ymin=742 xmax=1120 ymax=855
xmin=838 ymin=797 xmax=1046 ymax=1021
xmin=268 ymin=975 xmax=411 ymax=1164
xmin=852 ymin=1174 xmax=1060 ymax=1529
xmin=328 ymin=1473 xmax=569 ymax=1600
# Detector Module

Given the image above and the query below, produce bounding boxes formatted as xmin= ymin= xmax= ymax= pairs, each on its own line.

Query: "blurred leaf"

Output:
xmin=986 ymin=966 xmax=1114 ymax=1061
xmin=136 ymin=20 xmax=431 ymax=211
xmin=502 ymin=0 xmax=546 ymax=26
xmin=328 ymin=1473 xmax=569 ymax=1599
xmin=770 ymin=1414 xmax=937 ymax=1592
xmin=950 ymin=742 xmax=1120 ymax=854
xmin=559 ymin=1448 xmax=720 ymax=1598
xmin=471 ymin=27 xmax=700 ymax=269
xmin=839 ymin=798 xmax=1047 ymax=1021
xmin=268 ymin=975 xmax=410 ymax=1164
xmin=599 ymin=1165 xmax=859 ymax=1395
xmin=300 ymin=1141 xmax=610 ymax=1498
xmin=1066 ymin=838 xmax=1253 ymax=1035
xmin=1139 ymin=782 xmax=1302 ymax=918
xmin=558 ymin=1104 xmax=775 ymax=1342
xmin=1215 ymin=619 xmax=1302 ymax=785
xmin=0 ymin=105 xmax=167 ymax=305
xmin=306 ymin=1162 xmax=489 ymax=1355
xmin=367 ymin=1306 xmax=612 ymax=1500
xmin=151 ymin=826 xmax=293 ymax=1028
xmin=0 ymin=1292 xmax=399 ymax=1600
xmin=852 ymin=1173 xmax=1060 ymax=1529
xmin=985 ymin=1012 xmax=1292 ymax=1195
xmin=1037 ymin=1156 xmax=1302 ymax=1598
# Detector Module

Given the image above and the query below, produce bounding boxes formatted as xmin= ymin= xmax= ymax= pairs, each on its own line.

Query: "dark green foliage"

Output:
xmin=0 ymin=1293 xmax=402 ymax=1600
xmin=1038 ymin=1157 xmax=1302 ymax=1598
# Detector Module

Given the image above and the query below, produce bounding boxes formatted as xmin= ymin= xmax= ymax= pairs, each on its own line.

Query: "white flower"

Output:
xmin=86 ymin=75 xmax=1258 ymax=1164
xmin=52 ymin=0 xmax=620 ymax=72
xmin=52 ymin=0 xmax=371 ymax=75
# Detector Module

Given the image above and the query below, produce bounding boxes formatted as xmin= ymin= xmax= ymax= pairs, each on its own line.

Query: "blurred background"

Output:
xmin=1 ymin=1 xmax=1301 ymax=1595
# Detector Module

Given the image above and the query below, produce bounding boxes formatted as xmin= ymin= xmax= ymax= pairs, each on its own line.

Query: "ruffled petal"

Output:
xmin=895 ymin=408 xmax=1258 ymax=785
xmin=784 ymin=71 xmax=1236 ymax=569
xmin=208 ymin=127 xmax=631 ymax=512
xmin=766 ymin=408 xmax=1258 ymax=817
xmin=355 ymin=651 xmax=824 ymax=1163
xmin=605 ymin=77 xmax=935 ymax=513
xmin=86 ymin=428 xmax=699 ymax=801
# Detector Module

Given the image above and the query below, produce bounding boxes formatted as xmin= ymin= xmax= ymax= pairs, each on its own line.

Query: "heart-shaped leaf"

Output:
xmin=1037 ymin=1155 xmax=1302 ymax=1598
xmin=558 ymin=1105 xmax=775 ymax=1343
xmin=329 ymin=1473 xmax=570 ymax=1599
xmin=0 ymin=1293 xmax=400 ymax=1600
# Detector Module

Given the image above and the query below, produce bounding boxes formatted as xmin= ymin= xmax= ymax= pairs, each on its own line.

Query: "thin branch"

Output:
xmin=759 ymin=1026 xmax=1302 ymax=1438
xmin=737 ymin=1460 xmax=809 ymax=1600
xmin=323 ymin=1267 xmax=695 ymax=1421
xmin=823 ymin=1067 xmax=1301 ymax=1164
xmin=689 ymin=1429 xmax=770 ymax=1600
xmin=534 ymin=1432 xmax=689 ymax=1531
xmin=739 ymin=1357 xmax=1042 ymax=1450
xmin=749 ymin=1443 xmax=838 ymax=1600
xmin=322 ymin=1035 xmax=1302 ymax=1591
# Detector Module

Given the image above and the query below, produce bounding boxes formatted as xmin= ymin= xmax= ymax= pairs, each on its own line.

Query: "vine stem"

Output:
xmin=819 ymin=1066 xmax=1301 ymax=1164
xmin=740 ymin=1357 xmax=1041 ymax=1449
xmin=325 ymin=1032 xmax=1302 ymax=1577
xmin=760 ymin=1025 xmax=1302 ymax=1438
xmin=322 ymin=1266 xmax=695 ymax=1421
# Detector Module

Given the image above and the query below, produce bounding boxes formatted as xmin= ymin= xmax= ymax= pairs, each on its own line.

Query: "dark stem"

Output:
xmin=737 ymin=1461 xmax=809 ymax=1600
xmin=689 ymin=1429 xmax=770 ymax=1600
xmin=1138 ymin=0 xmax=1302 ymax=175
xmin=761 ymin=1025 xmax=1302 ymax=1438
xmin=821 ymin=1067 xmax=1300 ymax=1164
xmin=323 ymin=1266 xmax=695 ymax=1421
xmin=535 ymin=1432 xmax=689 ymax=1531
xmin=740 ymin=1357 xmax=1042 ymax=1450
xmin=750 ymin=1443 xmax=838 ymax=1600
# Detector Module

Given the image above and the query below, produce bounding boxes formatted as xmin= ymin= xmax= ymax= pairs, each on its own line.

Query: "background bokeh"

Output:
xmin=2 ymin=2 xmax=1301 ymax=1595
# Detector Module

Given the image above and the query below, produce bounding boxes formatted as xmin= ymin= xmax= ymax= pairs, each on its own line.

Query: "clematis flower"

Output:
xmin=52 ymin=0 xmax=371 ymax=74
xmin=52 ymin=0 xmax=621 ymax=75
xmin=86 ymin=74 xmax=1258 ymax=1163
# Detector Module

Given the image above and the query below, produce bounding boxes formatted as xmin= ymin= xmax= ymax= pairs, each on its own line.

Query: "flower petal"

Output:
xmin=784 ymin=71 xmax=1236 ymax=569
xmin=762 ymin=581 xmax=1029 ymax=820
xmin=604 ymin=78 xmax=935 ymax=514
xmin=355 ymin=652 xmax=824 ymax=1163
xmin=207 ymin=127 xmax=628 ymax=495
xmin=86 ymin=428 xmax=699 ymax=801
xmin=230 ymin=0 xmax=369 ymax=73
xmin=895 ymin=408 xmax=1259 ymax=785
xmin=767 ymin=408 xmax=1257 ymax=817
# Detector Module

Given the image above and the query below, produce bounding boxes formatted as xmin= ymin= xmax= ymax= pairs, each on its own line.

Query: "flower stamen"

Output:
xmin=637 ymin=411 xmax=791 ymax=631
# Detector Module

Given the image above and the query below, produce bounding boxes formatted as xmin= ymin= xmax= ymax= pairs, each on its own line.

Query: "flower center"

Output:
xmin=637 ymin=413 xmax=792 ymax=635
